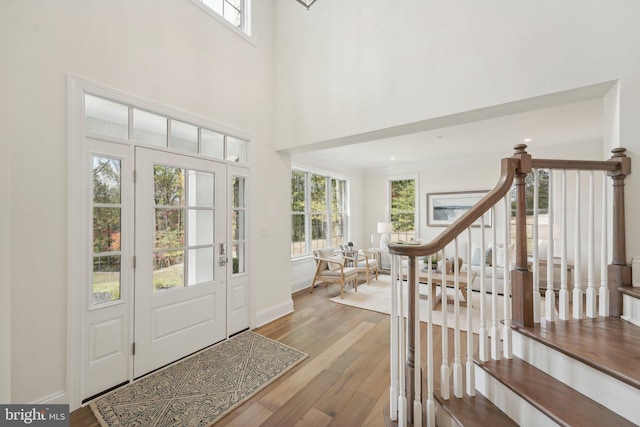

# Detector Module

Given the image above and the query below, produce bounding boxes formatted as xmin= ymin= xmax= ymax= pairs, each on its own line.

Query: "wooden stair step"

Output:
xmin=476 ymin=356 xmax=637 ymax=427
xmin=435 ymin=391 xmax=518 ymax=427
xmin=512 ymin=316 xmax=640 ymax=391
xmin=620 ymin=286 xmax=640 ymax=299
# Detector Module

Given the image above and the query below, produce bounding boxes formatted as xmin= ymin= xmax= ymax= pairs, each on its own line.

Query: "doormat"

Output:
xmin=90 ymin=331 xmax=307 ymax=427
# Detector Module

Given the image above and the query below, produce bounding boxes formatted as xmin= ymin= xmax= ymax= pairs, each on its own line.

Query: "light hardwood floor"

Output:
xmin=71 ymin=281 xmax=470 ymax=426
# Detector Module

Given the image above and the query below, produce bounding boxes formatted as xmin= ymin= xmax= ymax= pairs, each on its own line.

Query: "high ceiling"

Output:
xmin=294 ymin=98 xmax=604 ymax=170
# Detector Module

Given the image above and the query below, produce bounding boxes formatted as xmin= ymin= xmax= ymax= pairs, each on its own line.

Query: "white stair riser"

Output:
xmin=621 ymin=293 xmax=640 ymax=327
xmin=475 ymin=368 xmax=559 ymax=427
xmin=512 ymin=330 xmax=640 ymax=425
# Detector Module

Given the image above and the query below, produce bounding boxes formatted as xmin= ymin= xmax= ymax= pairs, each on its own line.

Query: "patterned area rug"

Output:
xmin=90 ymin=331 xmax=307 ymax=427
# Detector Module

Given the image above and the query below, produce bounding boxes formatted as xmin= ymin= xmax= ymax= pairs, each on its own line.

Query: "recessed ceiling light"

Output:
xmin=390 ymin=157 xmax=396 ymax=161
xmin=524 ymin=138 xmax=532 ymax=142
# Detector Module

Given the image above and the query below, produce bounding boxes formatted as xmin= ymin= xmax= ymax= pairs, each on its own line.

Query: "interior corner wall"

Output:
xmin=275 ymin=0 xmax=640 ymax=262
xmin=6 ymin=0 xmax=283 ymax=405
xmin=0 ymin=0 xmax=12 ymax=403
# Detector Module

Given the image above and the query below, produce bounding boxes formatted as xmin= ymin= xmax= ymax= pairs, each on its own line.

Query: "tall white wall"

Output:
xmin=5 ymin=0 xmax=286 ymax=405
xmin=275 ymin=0 xmax=640 ymax=259
xmin=0 ymin=0 xmax=12 ymax=404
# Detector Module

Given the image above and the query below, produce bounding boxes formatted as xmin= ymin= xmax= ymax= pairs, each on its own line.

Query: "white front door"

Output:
xmin=133 ymin=147 xmax=227 ymax=377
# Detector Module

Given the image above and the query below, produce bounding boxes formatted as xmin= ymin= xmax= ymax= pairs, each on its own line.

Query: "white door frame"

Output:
xmin=67 ymin=76 xmax=254 ymax=410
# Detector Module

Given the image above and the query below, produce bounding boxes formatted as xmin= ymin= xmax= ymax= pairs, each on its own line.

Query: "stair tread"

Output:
xmin=435 ymin=391 xmax=518 ymax=427
xmin=620 ymin=285 xmax=640 ymax=299
xmin=476 ymin=356 xmax=637 ymax=427
xmin=513 ymin=316 xmax=640 ymax=390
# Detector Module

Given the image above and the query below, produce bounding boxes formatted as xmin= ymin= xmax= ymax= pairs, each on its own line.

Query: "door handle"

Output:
xmin=218 ymin=256 xmax=228 ymax=266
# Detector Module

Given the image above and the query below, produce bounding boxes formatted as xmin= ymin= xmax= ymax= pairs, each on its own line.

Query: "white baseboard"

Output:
xmin=255 ymin=299 xmax=294 ymax=328
xmin=33 ymin=390 xmax=67 ymax=405
xmin=292 ymin=278 xmax=311 ymax=293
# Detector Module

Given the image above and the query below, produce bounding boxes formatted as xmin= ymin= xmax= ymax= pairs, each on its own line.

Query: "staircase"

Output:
xmin=437 ymin=317 xmax=640 ymax=426
xmin=385 ymin=145 xmax=638 ymax=426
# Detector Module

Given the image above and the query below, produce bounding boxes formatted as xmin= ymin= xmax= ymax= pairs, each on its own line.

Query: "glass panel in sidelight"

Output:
xmin=232 ymin=176 xmax=245 ymax=208
xmin=232 ymin=210 xmax=244 ymax=241
xmin=231 ymin=242 xmax=245 ymax=274
xmin=93 ymin=157 xmax=121 ymax=204
xmin=153 ymin=251 xmax=185 ymax=292
xmin=92 ymin=255 xmax=121 ymax=304
xmin=93 ymin=208 xmax=121 ymax=253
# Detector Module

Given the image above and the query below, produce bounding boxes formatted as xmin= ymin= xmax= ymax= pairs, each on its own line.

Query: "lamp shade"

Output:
xmin=377 ymin=222 xmax=393 ymax=234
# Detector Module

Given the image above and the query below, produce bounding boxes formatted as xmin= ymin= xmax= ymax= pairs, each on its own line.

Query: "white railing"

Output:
xmin=386 ymin=146 xmax=630 ymax=426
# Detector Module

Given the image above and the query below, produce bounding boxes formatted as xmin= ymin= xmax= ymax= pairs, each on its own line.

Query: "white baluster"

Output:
xmin=466 ymin=228 xmax=475 ymax=397
xmin=426 ymin=256 xmax=436 ymax=426
xmin=573 ymin=171 xmax=583 ymax=319
xmin=559 ymin=170 xmax=570 ymax=320
xmin=453 ymin=238 xmax=463 ymax=398
xmin=599 ymin=172 xmax=610 ymax=317
xmin=533 ymin=169 xmax=541 ymax=323
xmin=586 ymin=171 xmax=597 ymax=318
xmin=414 ymin=259 xmax=422 ymax=427
xmin=491 ymin=206 xmax=501 ymax=360
xmin=546 ymin=171 xmax=557 ymax=321
xmin=478 ymin=214 xmax=490 ymax=362
xmin=390 ymin=255 xmax=399 ymax=420
xmin=440 ymin=248 xmax=450 ymax=400
xmin=503 ymin=195 xmax=512 ymax=359
xmin=398 ymin=256 xmax=407 ymax=427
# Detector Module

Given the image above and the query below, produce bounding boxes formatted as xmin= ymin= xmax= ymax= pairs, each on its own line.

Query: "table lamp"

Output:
xmin=377 ymin=222 xmax=393 ymax=249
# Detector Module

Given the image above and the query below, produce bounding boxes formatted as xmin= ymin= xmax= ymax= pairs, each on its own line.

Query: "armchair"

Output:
xmin=354 ymin=249 xmax=379 ymax=285
xmin=310 ymin=248 xmax=358 ymax=299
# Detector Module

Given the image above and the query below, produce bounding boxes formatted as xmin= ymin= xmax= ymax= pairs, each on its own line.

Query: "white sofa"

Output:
xmin=373 ymin=241 xmax=514 ymax=295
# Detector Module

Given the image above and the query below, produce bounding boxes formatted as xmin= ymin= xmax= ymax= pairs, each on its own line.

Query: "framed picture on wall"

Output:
xmin=427 ymin=191 xmax=491 ymax=227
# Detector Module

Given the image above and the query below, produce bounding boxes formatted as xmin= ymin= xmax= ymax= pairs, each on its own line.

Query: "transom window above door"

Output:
xmin=84 ymin=93 xmax=249 ymax=164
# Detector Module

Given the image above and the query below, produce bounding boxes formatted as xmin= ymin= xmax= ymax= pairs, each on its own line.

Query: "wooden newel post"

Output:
xmin=406 ymin=256 xmax=416 ymax=424
xmin=608 ymin=147 xmax=632 ymax=317
xmin=511 ymin=144 xmax=534 ymax=327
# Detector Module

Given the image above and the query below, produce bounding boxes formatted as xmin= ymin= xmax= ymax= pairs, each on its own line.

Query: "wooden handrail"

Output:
xmin=388 ymin=148 xmax=628 ymax=259
xmin=531 ymin=158 xmax=622 ymax=171
xmin=388 ymin=156 xmax=519 ymax=258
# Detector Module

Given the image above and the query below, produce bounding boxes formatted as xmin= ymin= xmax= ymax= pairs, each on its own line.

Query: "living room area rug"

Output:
xmin=330 ymin=276 xmax=507 ymax=334
xmin=90 ymin=331 xmax=307 ymax=427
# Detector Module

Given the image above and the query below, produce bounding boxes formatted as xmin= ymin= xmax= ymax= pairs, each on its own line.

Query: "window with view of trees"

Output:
xmin=291 ymin=170 xmax=348 ymax=258
xmin=510 ymin=169 xmax=549 ymax=253
xmin=92 ymin=156 xmax=123 ymax=304
xmin=390 ymin=179 xmax=416 ymax=242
